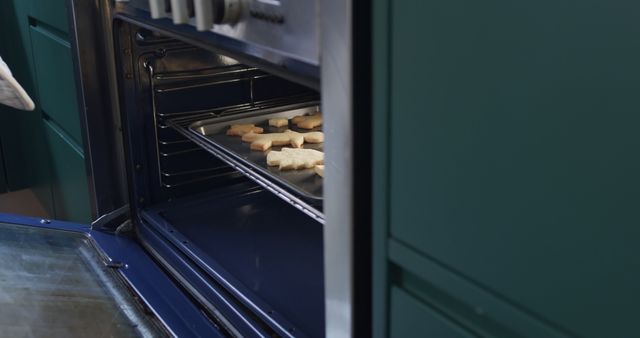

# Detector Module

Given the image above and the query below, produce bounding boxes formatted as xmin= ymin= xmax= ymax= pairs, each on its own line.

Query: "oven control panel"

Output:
xmin=140 ymin=0 xmax=318 ymax=65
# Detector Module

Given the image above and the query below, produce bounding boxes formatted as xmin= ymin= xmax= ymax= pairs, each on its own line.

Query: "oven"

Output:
xmin=63 ymin=0 xmax=362 ymax=337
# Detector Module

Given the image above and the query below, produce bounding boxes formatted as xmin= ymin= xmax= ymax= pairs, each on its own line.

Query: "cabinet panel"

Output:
xmin=30 ymin=0 xmax=69 ymax=34
xmin=44 ymin=120 xmax=90 ymax=223
xmin=390 ymin=287 xmax=474 ymax=338
xmin=30 ymin=25 xmax=83 ymax=146
xmin=0 ymin=0 xmax=55 ymax=215
xmin=388 ymin=1 xmax=640 ymax=337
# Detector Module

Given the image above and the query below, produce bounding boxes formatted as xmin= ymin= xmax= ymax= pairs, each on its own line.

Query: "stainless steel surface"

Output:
xmin=68 ymin=0 xmax=129 ymax=220
xmin=114 ymin=3 xmax=319 ymax=89
xmin=211 ymin=0 xmax=319 ymax=65
xmin=135 ymin=0 xmax=319 ymax=66
xmin=187 ymin=103 xmax=323 ymax=201
xmin=149 ymin=0 xmax=165 ymax=18
xmin=321 ymin=0 xmax=354 ymax=335
xmin=194 ymin=0 xmax=214 ymax=30
xmin=0 ymin=222 xmax=162 ymax=337
xmin=170 ymin=0 xmax=189 ymax=24
xmin=218 ymin=0 xmax=242 ymax=24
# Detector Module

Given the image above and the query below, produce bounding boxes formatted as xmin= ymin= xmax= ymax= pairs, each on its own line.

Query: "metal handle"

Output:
xmin=194 ymin=0 xmax=213 ymax=31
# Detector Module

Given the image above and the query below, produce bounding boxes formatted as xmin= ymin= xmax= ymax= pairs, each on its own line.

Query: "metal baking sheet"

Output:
xmin=188 ymin=103 xmax=323 ymax=201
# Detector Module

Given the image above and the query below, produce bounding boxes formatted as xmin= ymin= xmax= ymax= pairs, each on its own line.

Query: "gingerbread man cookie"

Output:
xmin=267 ymin=148 xmax=324 ymax=170
xmin=242 ymin=130 xmax=324 ymax=151
xmin=227 ymin=124 xmax=264 ymax=136
xmin=268 ymin=118 xmax=289 ymax=128
xmin=291 ymin=112 xmax=322 ymax=129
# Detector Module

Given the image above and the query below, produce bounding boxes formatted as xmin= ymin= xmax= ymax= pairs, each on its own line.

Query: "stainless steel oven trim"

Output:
xmin=127 ymin=0 xmax=319 ymax=67
xmin=322 ymin=0 xmax=355 ymax=337
xmin=112 ymin=4 xmax=320 ymax=91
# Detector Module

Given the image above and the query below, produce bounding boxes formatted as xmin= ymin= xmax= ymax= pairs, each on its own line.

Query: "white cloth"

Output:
xmin=0 ymin=56 xmax=35 ymax=111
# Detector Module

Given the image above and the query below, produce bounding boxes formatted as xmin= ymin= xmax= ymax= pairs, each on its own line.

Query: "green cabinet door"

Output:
xmin=44 ymin=120 xmax=91 ymax=223
xmin=0 ymin=0 xmax=88 ymax=220
xmin=375 ymin=0 xmax=640 ymax=337
xmin=30 ymin=25 xmax=83 ymax=146
xmin=0 ymin=0 xmax=55 ymax=215
xmin=29 ymin=0 xmax=70 ymax=34
xmin=390 ymin=287 xmax=475 ymax=338
xmin=27 ymin=0 xmax=91 ymax=222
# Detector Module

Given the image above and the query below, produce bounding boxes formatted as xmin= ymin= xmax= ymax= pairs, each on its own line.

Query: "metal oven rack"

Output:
xmin=145 ymin=59 xmax=262 ymax=195
xmin=144 ymin=47 xmax=317 ymax=199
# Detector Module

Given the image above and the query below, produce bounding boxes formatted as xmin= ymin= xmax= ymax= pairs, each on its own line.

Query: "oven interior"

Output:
xmin=114 ymin=21 xmax=325 ymax=338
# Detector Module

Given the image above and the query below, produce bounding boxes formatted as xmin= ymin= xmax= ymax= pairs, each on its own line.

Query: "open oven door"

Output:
xmin=0 ymin=212 xmax=226 ymax=337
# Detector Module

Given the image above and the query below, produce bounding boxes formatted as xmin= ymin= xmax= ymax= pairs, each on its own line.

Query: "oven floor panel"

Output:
xmin=143 ymin=183 xmax=324 ymax=337
xmin=0 ymin=223 xmax=158 ymax=337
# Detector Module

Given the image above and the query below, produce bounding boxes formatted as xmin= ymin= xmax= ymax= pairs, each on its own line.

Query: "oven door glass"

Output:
xmin=0 ymin=212 xmax=224 ymax=337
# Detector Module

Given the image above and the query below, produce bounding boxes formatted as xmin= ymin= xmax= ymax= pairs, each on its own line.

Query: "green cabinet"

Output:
xmin=30 ymin=25 xmax=83 ymax=145
xmin=390 ymin=287 xmax=475 ymax=338
xmin=28 ymin=0 xmax=91 ymax=223
xmin=374 ymin=0 xmax=640 ymax=337
xmin=44 ymin=120 xmax=91 ymax=223
xmin=29 ymin=0 xmax=70 ymax=34
xmin=0 ymin=0 xmax=55 ymax=216
xmin=0 ymin=0 xmax=90 ymax=222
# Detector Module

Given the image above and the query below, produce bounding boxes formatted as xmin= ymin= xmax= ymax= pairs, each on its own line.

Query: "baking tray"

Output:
xmin=186 ymin=103 xmax=323 ymax=201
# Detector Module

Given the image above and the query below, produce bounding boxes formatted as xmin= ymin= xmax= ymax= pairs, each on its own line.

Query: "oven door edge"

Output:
xmin=67 ymin=0 xmax=129 ymax=223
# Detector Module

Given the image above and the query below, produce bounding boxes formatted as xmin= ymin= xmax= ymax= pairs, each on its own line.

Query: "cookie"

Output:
xmin=291 ymin=112 xmax=322 ymax=129
xmin=243 ymin=131 xmax=300 ymax=151
xmin=242 ymin=130 xmax=324 ymax=151
xmin=227 ymin=124 xmax=264 ymax=136
xmin=269 ymin=118 xmax=288 ymax=128
xmin=267 ymin=148 xmax=324 ymax=170
xmin=296 ymin=131 xmax=324 ymax=144
xmin=314 ymin=165 xmax=324 ymax=177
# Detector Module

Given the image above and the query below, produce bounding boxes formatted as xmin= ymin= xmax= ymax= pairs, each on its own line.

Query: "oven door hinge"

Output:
xmin=114 ymin=219 xmax=134 ymax=235
xmin=91 ymin=204 xmax=131 ymax=233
